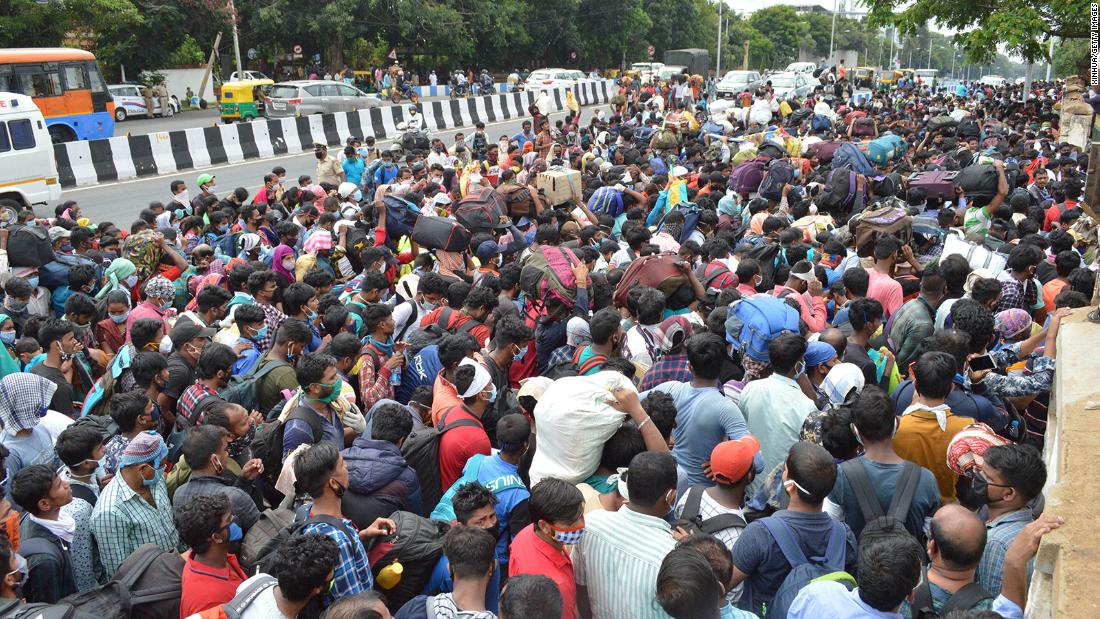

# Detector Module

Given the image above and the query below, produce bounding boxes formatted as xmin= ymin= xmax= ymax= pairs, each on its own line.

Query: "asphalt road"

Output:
xmin=112 ymin=94 xmax=452 ymax=137
xmin=58 ymin=108 xmax=597 ymax=225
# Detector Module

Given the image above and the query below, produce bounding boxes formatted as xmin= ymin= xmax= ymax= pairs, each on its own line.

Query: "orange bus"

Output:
xmin=0 ymin=48 xmax=114 ymax=142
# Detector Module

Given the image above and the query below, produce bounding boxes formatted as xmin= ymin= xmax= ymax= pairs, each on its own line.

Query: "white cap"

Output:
xmin=671 ymin=166 xmax=688 ymax=178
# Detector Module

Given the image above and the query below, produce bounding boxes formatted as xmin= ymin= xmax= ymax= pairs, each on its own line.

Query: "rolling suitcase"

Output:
xmin=908 ymin=170 xmax=960 ymax=201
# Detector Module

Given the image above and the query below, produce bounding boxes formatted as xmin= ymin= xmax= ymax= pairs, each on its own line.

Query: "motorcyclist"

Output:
xmin=478 ymin=69 xmax=494 ymax=94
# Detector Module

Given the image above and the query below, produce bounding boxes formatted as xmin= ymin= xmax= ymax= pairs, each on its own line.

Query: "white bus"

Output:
xmin=0 ymin=92 xmax=61 ymax=213
xmin=914 ymin=69 xmax=938 ymax=87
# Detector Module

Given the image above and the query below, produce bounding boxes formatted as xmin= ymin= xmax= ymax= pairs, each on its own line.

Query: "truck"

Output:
xmin=663 ymin=49 xmax=710 ymax=77
xmin=0 ymin=92 xmax=62 ymax=213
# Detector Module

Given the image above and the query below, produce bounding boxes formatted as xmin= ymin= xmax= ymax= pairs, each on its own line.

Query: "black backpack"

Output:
xmin=6 ymin=224 xmax=55 ymax=268
xmin=912 ymin=568 xmax=993 ymax=618
xmin=401 ymin=408 xmax=482 ymax=516
xmin=671 ymin=486 xmax=747 ymax=536
xmin=249 ymin=406 xmax=325 ymax=501
xmin=249 ymin=507 xmax=360 ymax=576
xmin=842 ymin=459 xmax=920 ymax=541
xmin=0 ymin=544 xmax=183 ymax=619
xmin=368 ymin=511 xmax=452 ymax=611
xmin=219 ymin=574 xmax=278 ymax=619
xmin=745 ymin=243 xmax=782 ymax=292
xmin=404 ymin=308 xmax=481 ymax=356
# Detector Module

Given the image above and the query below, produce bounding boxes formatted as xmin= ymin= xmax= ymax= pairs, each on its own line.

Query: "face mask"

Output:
xmin=793 ymin=361 xmax=806 ymax=380
xmin=282 ymin=258 xmax=296 ymax=271
xmin=124 ymin=275 xmax=139 ymax=287
xmin=217 ymin=224 xmax=229 ymax=234
xmin=176 ymin=190 xmax=190 ymax=204
xmin=331 ymin=479 xmax=347 ymax=499
xmin=57 ymin=341 xmax=78 ymax=362
xmin=420 ymin=299 xmax=437 ymax=312
xmin=142 ymin=460 xmax=163 ymax=488
xmin=228 ymin=423 xmax=256 ymax=458
xmin=486 ymin=384 xmax=498 ymax=404
xmin=4 ymin=298 xmax=27 ymax=312
xmin=0 ymin=332 xmax=14 ymax=346
xmin=110 ymin=311 xmax=129 ymax=324
xmin=512 ymin=343 xmax=527 ymax=363
xmin=252 ymin=325 xmax=268 ymax=342
xmin=226 ymin=522 xmax=243 ymax=543
xmin=870 ymin=323 xmax=884 ymax=339
xmin=550 ymin=524 xmax=585 ymax=546
xmin=158 ymin=338 xmax=174 ymax=354
xmin=9 ymin=553 xmax=27 ymax=595
xmin=312 ymin=379 xmax=343 ymax=404
xmin=159 ymin=299 xmax=173 ymax=311
xmin=306 ymin=308 xmax=318 ymax=322
xmin=207 ymin=185 xmax=217 ymax=193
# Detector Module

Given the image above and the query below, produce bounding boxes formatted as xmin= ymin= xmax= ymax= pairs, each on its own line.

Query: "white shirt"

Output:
xmin=391 ymin=297 xmax=429 ymax=340
xmin=235 ymin=575 xmax=291 ymax=619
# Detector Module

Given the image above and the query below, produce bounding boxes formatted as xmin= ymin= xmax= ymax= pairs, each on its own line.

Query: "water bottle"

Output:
xmin=390 ymin=367 xmax=402 ymax=386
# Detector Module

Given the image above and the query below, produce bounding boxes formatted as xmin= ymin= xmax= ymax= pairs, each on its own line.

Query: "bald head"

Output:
xmin=928 ymin=504 xmax=987 ymax=570
xmin=818 ymin=328 xmax=847 ymax=358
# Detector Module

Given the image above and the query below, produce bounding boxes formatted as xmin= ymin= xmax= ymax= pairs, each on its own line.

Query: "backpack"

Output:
xmin=818 ymin=167 xmax=858 ymax=213
xmin=238 ymin=496 xmax=300 ymax=572
xmin=864 ymin=137 xmax=897 ymax=167
xmin=724 ymin=296 xmax=800 ymax=363
xmin=249 ymin=507 xmax=359 ymax=576
xmin=403 ymin=308 xmax=482 ymax=357
xmin=401 ymin=408 xmax=483 ymax=516
xmin=745 ymin=243 xmax=782 ymax=291
xmin=956 ymin=164 xmax=999 ymax=205
xmin=6 ymin=224 xmax=55 ymax=268
xmin=758 ymin=159 xmax=795 ymax=202
xmin=366 ymin=511 xmax=451 ymax=610
xmin=410 ymin=216 xmax=472 ymax=252
xmin=851 ymin=116 xmax=876 ymax=137
xmin=957 ymin=118 xmax=980 ymax=138
xmin=38 ymin=261 xmax=70 ymax=290
xmin=383 ymin=195 xmax=422 ymax=247
xmin=123 ymin=229 xmax=164 ymax=280
xmin=2 ymin=545 xmax=183 ymax=619
xmin=218 ymin=359 xmax=290 ymax=414
xmin=671 ymin=485 xmax=748 ymax=537
xmin=498 ymin=183 xmax=541 ymax=219
xmin=209 ymin=231 xmax=238 ymax=258
xmin=912 ymin=569 xmax=993 ymax=619
xmin=832 ymin=142 xmax=876 ymax=176
xmin=612 ymin=253 xmax=689 ymax=308
xmin=696 ymin=260 xmax=733 ymax=290
xmin=571 ymin=345 xmax=608 ymax=375
xmin=651 ymin=124 xmax=682 ymax=151
xmin=728 ymin=157 xmax=767 ymax=195
xmin=841 ymin=460 xmax=920 ymax=541
xmin=929 ymin=115 xmax=958 ymax=132
xmin=249 ymin=406 xmax=325 ymax=500
xmin=854 ymin=204 xmax=913 ymax=254
xmin=787 ymin=108 xmax=813 ymax=128
xmin=454 ymin=188 xmax=507 ymax=233
xmin=519 ymin=245 xmax=585 ymax=310
xmin=659 ymin=201 xmax=702 ymax=243
xmin=753 ymin=518 xmax=855 ymax=619
xmin=200 ymin=574 xmax=278 ymax=619
xmin=811 ymin=114 xmax=832 ymax=133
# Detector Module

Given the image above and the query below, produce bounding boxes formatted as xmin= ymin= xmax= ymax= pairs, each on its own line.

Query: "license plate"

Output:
xmin=273 ymin=102 xmax=286 ymax=110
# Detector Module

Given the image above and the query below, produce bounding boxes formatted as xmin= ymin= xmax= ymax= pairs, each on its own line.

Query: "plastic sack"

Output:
xmin=529 ymin=371 xmax=635 ymax=485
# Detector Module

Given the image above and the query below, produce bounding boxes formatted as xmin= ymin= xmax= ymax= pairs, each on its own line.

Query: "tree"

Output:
xmin=863 ymin=0 xmax=1088 ymax=65
xmin=802 ymin=13 xmax=868 ymax=62
xmin=725 ymin=14 xmax=774 ymax=71
xmin=747 ymin=6 xmax=810 ymax=69
xmin=575 ymin=0 xmax=651 ymax=69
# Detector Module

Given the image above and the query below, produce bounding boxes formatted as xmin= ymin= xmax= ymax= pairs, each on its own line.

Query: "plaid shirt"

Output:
xmin=357 ymin=344 xmax=393 ymax=412
xmin=977 ymin=344 xmax=1057 ymax=399
xmin=259 ymin=302 xmax=287 ymax=351
xmin=546 ymin=344 xmax=575 ymax=370
xmin=976 ymin=509 xmax=1034 ymax=597
xmin=301 ymin=517 xmax=373 ymax=602
xmin=995 ymin=276 xmax=1038 ymax=314
xmin=886 ymin=296 xmax=937 ymax=371
xmin=178 ymin=382 xmax=220 ymax=426
xmin=90 ymin=474 xmax=179 ymax=575
xmin=639 ymin=353 xmax=693 ymax=391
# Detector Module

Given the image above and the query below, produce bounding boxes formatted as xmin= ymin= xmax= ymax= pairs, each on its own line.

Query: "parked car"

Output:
xmin=630 ymin=62 xmax=664 ymax=84
xmin=229 ymin=71 xmax=271 ymax=82
xmin=785 ymin=62 xmax=819 ymax=74
xmin=265 ymin=80 xmax=382 ymax=117
xmin=767 ymin=72 xmax=818 ymax=100
xmin=523 ymin=69 xmax=584 ymax=94
xmin=107 ymin=84 xmax=180 ymax=121
xmin=715 ymin=70 xmax=762 ymax=98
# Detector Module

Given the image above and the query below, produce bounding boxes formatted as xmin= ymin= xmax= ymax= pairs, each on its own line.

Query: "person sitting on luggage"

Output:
xmin=423 ymin=482 xmax=505 ymax=613
xmin=898 ymin=504 xmax=994 ymax=618
xmin=175 ymin=493 xmax=248 ymax=617
xmin=10 ymin=465 xmax=79 ymax=603
xmin=397 ymin=526 xmax=499 ymax=619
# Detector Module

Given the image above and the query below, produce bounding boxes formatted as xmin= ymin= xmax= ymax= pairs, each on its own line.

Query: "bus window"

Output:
xmin=62 ymin=64 xmax=88 ymax=90
xmin=0 ymin=123 xmax=10 ymax=153
xmin=8 ymin=119 xmax=34 ymax=150
xmin=86 ymin=61 xmax=107 ymax=94
xmin=17 ymin=71 xmax=61 ymax=97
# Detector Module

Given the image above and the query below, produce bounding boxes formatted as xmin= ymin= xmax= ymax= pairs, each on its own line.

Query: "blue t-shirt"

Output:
xmin=641 ymin=382 xmax=762 ymax=486
xmin=395 ymin=344 xmax=443 ymax=404
xmin=343 ymin=157 xmax=366 ymax=186
xmin=827 ymin=458 xmax=941 ymax=541
xmin=433 ymin=454 xmax=530 ymax=565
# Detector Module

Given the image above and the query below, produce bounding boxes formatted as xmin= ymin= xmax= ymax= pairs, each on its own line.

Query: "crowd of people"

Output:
xmin=0 ymin=68 xmax=1089 ymax=619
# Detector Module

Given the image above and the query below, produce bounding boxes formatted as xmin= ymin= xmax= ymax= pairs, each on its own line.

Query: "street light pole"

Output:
xmin=1046 ymin=37 xmax=1055 ymax=81
xmin=828 ymin=0 xmax=838 ymax=65
xmin=228 ymin=0 xmax=244 ymax=80
xmin=716 ymin=0 xmax=723 ymax=76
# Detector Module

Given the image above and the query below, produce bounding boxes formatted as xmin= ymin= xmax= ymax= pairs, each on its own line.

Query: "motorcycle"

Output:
xmin=395 ymin=121 xmax=431 ymax=154
xmin=450 ymin=81 xmax=468 ymax=99
xmin=390 ymin=82 xmax=420 ymax=104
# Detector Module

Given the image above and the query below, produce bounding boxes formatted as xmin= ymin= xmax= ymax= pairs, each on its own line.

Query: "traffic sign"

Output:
xmin=292 ymin=44 xmax=303 ymax=54
xmin=247 ymin=48 xmax=257 ymax=60
xmin=648 ymin=45 xmax=655 ymax=59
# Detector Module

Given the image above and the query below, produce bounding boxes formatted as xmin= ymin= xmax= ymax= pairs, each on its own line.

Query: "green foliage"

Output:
xmin=1052 ymin=38 xmax=1089 ymax=78
xmin=747 ymin=6 xmax=811 ymax=70
xmin=166 ymin=35 xmax=205 ymax=68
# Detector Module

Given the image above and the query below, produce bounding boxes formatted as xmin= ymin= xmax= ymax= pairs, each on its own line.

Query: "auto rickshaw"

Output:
xmin=853 ymin=67 xmax=876 ymax=89
xmin=220 ymin=79 xmax=274 ymax=123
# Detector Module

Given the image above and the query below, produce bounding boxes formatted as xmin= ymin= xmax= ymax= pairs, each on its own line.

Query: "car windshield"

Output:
xmin=771 ymin=76 xmax=797 ymax=88
xmin=721 ymin=72 xmax=752 ymax=84
xmin=528 ymin=72 xmax=553 ymax=81
xmin=269 ymin=85 xmax=299 ymax=99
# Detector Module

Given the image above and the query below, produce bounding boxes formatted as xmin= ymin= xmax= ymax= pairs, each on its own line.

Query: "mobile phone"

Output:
xmin=969 ymin=354 xmax=996 ymax=372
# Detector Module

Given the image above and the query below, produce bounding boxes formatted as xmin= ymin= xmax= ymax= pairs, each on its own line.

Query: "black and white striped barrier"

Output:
xmin=54 ymin=80 xmax=614 ymax=188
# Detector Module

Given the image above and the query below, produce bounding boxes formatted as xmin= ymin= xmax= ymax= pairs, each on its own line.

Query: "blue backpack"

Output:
xmin=724 ymin=296 xmax=799 ymax=363
xmin=812 ymin=114 xmax=832 ymax=133
xmin=751 ymin=518 xmax=855 ymax=619
xmin=832 ymin=142 xmax=875 ymax=177
xmin=758 ymin=160 xmax=795 ymax=202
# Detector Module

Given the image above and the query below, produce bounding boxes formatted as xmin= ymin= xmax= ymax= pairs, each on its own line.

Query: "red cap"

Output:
xmin=706 ymin=435 xmax=760 ymax=484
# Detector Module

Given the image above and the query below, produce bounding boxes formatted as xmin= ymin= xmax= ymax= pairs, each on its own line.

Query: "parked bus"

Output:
xmin=0 ymin=92 xmax=63 ymax=213
xmin=0 ymin=48 xmax=114 ymax=143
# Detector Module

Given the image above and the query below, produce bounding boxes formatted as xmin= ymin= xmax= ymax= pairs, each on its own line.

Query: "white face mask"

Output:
xmin=158 ymin=338 xmax=174 ymax=354
xmin=175 ymin=190 xmax=190 ymax=204
xmin=124 ymin=275 xmax=139 ymax=287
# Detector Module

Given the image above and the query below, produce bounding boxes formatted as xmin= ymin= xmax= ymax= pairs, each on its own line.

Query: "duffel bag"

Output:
xmin=411 ymin=216 xmax=472 ymax=252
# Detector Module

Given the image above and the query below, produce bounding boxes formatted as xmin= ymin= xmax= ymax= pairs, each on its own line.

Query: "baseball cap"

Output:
xmin=48 ymin=226 xmax=71 ymax=242
xmin=706 ymin=436 xmax=760 ymax=485
xmin=170 ymin=322 xmax=217 ymax=348
xmin=196 ymin=174 xmax=215 ymax=186
xmin=475 ymin=240 xmax=501 ymax=261
xmin=804 ymin=341 xmax=838 ymax=368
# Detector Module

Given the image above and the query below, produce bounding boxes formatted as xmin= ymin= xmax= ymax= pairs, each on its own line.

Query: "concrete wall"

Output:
xmin=1026 ymin=313 xmax=1100 ymax=618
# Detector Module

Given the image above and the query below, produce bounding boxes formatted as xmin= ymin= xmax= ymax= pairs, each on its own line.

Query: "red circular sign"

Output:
xmin=293 ymin=44 xmax=303 ymax=54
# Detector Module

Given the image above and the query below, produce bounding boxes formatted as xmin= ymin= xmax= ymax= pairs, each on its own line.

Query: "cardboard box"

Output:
xmin=537 ymin=168 xmax=582 ymax=206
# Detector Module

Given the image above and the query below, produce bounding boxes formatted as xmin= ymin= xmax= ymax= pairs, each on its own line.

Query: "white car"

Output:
xmin=108 ymin=84 xmax=180 ymax=121
xmin=524 ymin=69 xmax=584 ymax=94
xmin=785 ymin=62 xmax=819 ymax=74
xmin=979 ymin=75 xmax=1006 ymax=87
xmin=715 ymin=70 xmax=762 ymax=98
xmin=767 ymin=72 xmax=819 ymax=100
xmin=630 ymin=62 xmax=664 ymax=84
xmin=230 ymin=71 xmax=270 ymax=82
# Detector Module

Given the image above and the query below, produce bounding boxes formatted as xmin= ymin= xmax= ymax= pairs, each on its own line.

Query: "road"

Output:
xmin=59 ymin=108 xmax=597 ymax=225
xmin=112 ymin=95 xmax=452 ymax=137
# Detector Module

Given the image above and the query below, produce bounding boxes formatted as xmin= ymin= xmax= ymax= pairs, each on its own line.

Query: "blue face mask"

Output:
xmin=0 ymin=331 xmax=15 ymax=346
xmin=142 ymin=460 xmax=163 ymax=488
xmin=26 ymin=277 xmax=39 ymax=289
xmin=487 ymin=384 xmax=498 ymax=403
xmin=217 ymin=224 xmax=229 ymax=234
xmin=110 ymin=311 xmax=129 ymax=324
xmin=227 ymin=522 xmax=243 ymax=543
xmin=513 ymin=343 xmax=527 ymax=362
xmin=253 ymin=325 xmax=268 ymax=342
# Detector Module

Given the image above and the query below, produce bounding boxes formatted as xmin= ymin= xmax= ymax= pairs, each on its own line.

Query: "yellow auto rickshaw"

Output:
xmin=853 ymin=67 xmax=876 ymax=89
xmin=220 ymin=79 xmax=274 ymax=123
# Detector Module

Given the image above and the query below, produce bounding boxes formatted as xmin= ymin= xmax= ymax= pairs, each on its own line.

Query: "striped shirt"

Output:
xmin=573 ymin=506 xmax=676 ymax=619
xmin=90 ymin=475 xmax=179 ymax=575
